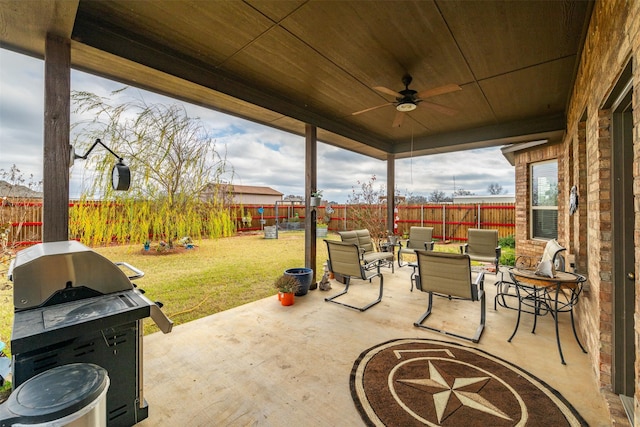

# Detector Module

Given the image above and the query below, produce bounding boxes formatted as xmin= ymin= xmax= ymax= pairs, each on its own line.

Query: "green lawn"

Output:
xmin=0 ymin=232 xmax=337 ymax=343
xmin=0 ymin=232 xmax=513 ymax=346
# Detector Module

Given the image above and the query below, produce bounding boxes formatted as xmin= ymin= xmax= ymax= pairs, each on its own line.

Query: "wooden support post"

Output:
xmin=43 ymin=34 xmax=71 ymax=242
xmin=387 ymin=153 xmax=395 ymax=236
xmin=305 ymin=124 xmax=317 ymax=286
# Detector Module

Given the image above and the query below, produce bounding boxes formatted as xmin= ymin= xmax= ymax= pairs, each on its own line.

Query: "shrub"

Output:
xmin=499 ymin=234 xmax=515 ymax=248
xmin=500 ymin=252 xmax=516 ymax=266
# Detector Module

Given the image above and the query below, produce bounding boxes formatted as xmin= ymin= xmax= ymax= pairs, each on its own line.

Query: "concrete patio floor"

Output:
xmin=138 ymin=265 xmax=611 ymax=426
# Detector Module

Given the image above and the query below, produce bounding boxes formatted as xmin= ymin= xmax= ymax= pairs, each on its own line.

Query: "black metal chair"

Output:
xmin=324 ymin=240 xmax=384 ymax=312
xmin=413 ymin=250 xmax=486 ymax=343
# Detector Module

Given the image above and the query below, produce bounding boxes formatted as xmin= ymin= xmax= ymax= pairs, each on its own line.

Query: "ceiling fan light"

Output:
xmin=396 ymin=102 xmax=416 ymax=112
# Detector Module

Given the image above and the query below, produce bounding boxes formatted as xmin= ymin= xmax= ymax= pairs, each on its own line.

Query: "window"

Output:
xmin=531 ymin=160 xmax=558 ymax=239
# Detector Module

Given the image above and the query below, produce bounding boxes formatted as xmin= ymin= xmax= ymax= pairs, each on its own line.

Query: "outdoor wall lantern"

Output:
xmin=70 ymin=138 xmax=131 ymax=191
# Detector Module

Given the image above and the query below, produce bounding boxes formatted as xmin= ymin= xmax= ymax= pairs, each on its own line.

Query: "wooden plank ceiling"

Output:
xmin=0 ymin=0 xmax=592 ymax=160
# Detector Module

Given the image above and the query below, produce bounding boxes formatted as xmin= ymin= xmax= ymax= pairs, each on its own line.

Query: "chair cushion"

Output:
xmin=363 ymin=252 xmax=393 ymax=264
xmin=468 ymin=254 xmax=497 ymax=263
xmin=338 ymin=229 xmax=375 ymax=253
xmin=406 ymin=227 xmax=433 ymax=250
xmin=541 ymin=239 xmax=565 ymax=263
xmin=467 ymin=229 xmax=498 ymax=259
xmin=417 ymin=251 xmax=473 ymax=299
xmin=325 ymin=241 xmax=363 ymax=277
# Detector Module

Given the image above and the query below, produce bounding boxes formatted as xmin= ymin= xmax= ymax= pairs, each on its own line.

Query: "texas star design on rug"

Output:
xmin=350 ymin=338 xmax=586 ymax=426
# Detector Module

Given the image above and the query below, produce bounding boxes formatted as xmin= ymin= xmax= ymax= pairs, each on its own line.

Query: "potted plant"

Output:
xmin=274 ymin=274 xmax=300 ymax=306
xmin=241 ymin=211 xmax=252 ymax=227
xmin=316 ymin=219 xmax=328 ymax=238
xmin=310 ymin=190 xmax=323 ymax=207
xmin=284 ymin=267 xmax=313 ymax=296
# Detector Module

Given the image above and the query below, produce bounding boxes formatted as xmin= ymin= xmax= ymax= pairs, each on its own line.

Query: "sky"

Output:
xmin=0 ymin=48 xmax=515 ymax=203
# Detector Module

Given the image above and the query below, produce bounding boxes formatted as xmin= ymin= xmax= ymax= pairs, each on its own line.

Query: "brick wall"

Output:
xmin=513 ymin=142 xmax=563 ymax=259
xmin=513 ymin=0 xmax=639 ymax=424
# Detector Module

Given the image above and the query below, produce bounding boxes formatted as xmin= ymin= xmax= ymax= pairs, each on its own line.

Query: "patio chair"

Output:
xmin=324 ymin=240 xmax=384 ymax=312
xmin=398 ymin=226 xmax=435 ymax=267
xmin=460 ymin=228 xmax=501 ymax=274
xmin=338 ymin=229 xmax=394 ymax=273
xmin=413 ymin=250 xmax=486 ymax=343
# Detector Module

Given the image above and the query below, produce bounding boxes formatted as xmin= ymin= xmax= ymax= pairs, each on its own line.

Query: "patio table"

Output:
xmin=506 ymin=268 xmax=587 ymax=364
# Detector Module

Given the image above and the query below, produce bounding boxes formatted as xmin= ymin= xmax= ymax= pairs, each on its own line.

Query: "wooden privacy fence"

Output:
xmin=2 ymin=200 xmax=514 ymax=245
xmin=239 ymin=203 xmax=514 ymax=241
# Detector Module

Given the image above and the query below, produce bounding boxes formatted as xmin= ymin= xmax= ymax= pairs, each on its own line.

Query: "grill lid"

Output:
xmin=10 ymin=241 xmax=135 ymax=311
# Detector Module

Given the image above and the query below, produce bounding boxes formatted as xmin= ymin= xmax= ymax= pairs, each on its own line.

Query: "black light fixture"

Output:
xmin=71 ymin=138 xmax=131 ymax=191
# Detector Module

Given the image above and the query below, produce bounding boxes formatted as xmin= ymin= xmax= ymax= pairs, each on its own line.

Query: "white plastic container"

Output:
xmin=0 ymin=363 xmax=109 ymax=426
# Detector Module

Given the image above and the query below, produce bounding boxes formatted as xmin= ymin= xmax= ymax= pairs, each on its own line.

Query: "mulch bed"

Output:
xmin=139 ymin=246 xmax=196 ymax=256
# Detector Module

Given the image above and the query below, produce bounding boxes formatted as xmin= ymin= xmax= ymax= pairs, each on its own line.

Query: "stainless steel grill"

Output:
xmin=9 ymin=241 xmax=173 ymax=426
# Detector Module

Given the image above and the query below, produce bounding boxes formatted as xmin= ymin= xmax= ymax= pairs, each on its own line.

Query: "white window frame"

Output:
xmin=530 ymin=159 xmax=558 ymax=240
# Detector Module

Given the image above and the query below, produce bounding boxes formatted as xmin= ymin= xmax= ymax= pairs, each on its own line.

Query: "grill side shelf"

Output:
xmin=11 ymin=291 xmax=150 ymax=355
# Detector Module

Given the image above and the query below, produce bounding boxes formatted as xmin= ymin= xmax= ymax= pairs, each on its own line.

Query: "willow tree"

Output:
xmin=69 ymin=87 xmax=235 ymax=246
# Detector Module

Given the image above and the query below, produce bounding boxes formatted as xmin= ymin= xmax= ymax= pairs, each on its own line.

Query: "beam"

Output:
xmin=305 ymin=124 xmax=318 ymax=287
xmin=393 ymin=114 xmax=566 ymax=157
xmin=71 ymin=15 xmax=392 ymax=154
xmin=42 ymin=34 xmax=70 ymax=242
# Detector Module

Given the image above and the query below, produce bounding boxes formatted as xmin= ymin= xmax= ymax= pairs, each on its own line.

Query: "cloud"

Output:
xmin=0 ymin=48 xmax=514 ymax=203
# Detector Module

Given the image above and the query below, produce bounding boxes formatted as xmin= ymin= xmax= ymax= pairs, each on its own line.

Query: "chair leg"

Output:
xmin=494 ymin=270 xmax=508 ymax=309
xmin=413 ymin=292 xmax=434 ymax=327
xmin=324 ymin=274 xmax=383 ymax=312
xmin=507 ymin=285 xmax=522 ymax=342
xmin=570 ymin=306 xmax=587 ymax=353
xmin=473 ymin=289 xmax=486 ymax=343
xmin=414 ymin=291 xmax=485 ymax=343
xmin=324 ymin=277 xmax=351 ymax=302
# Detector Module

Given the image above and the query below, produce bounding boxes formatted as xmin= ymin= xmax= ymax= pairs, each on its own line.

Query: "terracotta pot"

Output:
xmin=278 ymin=292 xmax=295 ymax=306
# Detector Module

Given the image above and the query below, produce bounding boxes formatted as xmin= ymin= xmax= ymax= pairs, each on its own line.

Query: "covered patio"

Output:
xmin=138 ymin=265 xmax=609 ymax=425
xmin=1 ymin=1 xmax=638 ymax=425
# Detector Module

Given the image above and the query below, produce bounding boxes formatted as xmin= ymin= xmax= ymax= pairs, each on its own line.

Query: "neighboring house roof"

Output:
xmin=453 ymin=194 xmax=515 ymax=203
xmin=229 ymin=184 xmax=283 ymax=196
xmin=0 ymin=180 xmax=43 ymax=198
xmin=202 ymin=183 xmax=283 ymax=197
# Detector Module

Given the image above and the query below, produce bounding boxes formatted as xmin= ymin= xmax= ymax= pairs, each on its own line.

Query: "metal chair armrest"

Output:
xmin=474 ymin=271 xmax=485 ymax=289
xmin=472 ymin=271 xmax=485 ymax=300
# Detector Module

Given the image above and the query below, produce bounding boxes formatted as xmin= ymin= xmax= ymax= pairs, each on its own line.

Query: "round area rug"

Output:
xmin=350 ymin=338 xmax=586 ymax=426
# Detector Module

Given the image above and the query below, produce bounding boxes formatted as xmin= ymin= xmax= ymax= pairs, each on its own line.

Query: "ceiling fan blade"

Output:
xmin=392 ymin=110 xmax=405 ymax=128
xmin=416 ymin=83 xmax=462 ymax=100
xmin=352 ymin=102 xmax=394 ymax=116
xmin=420 ymin=100 xmax=458 ymax=116
xmin=373 ymin=86 xmax=403 ymax=98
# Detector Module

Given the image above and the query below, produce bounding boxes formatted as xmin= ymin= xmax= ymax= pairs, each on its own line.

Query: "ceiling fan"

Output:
xmin=352 ymin=74 xmax=461 ymax=127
